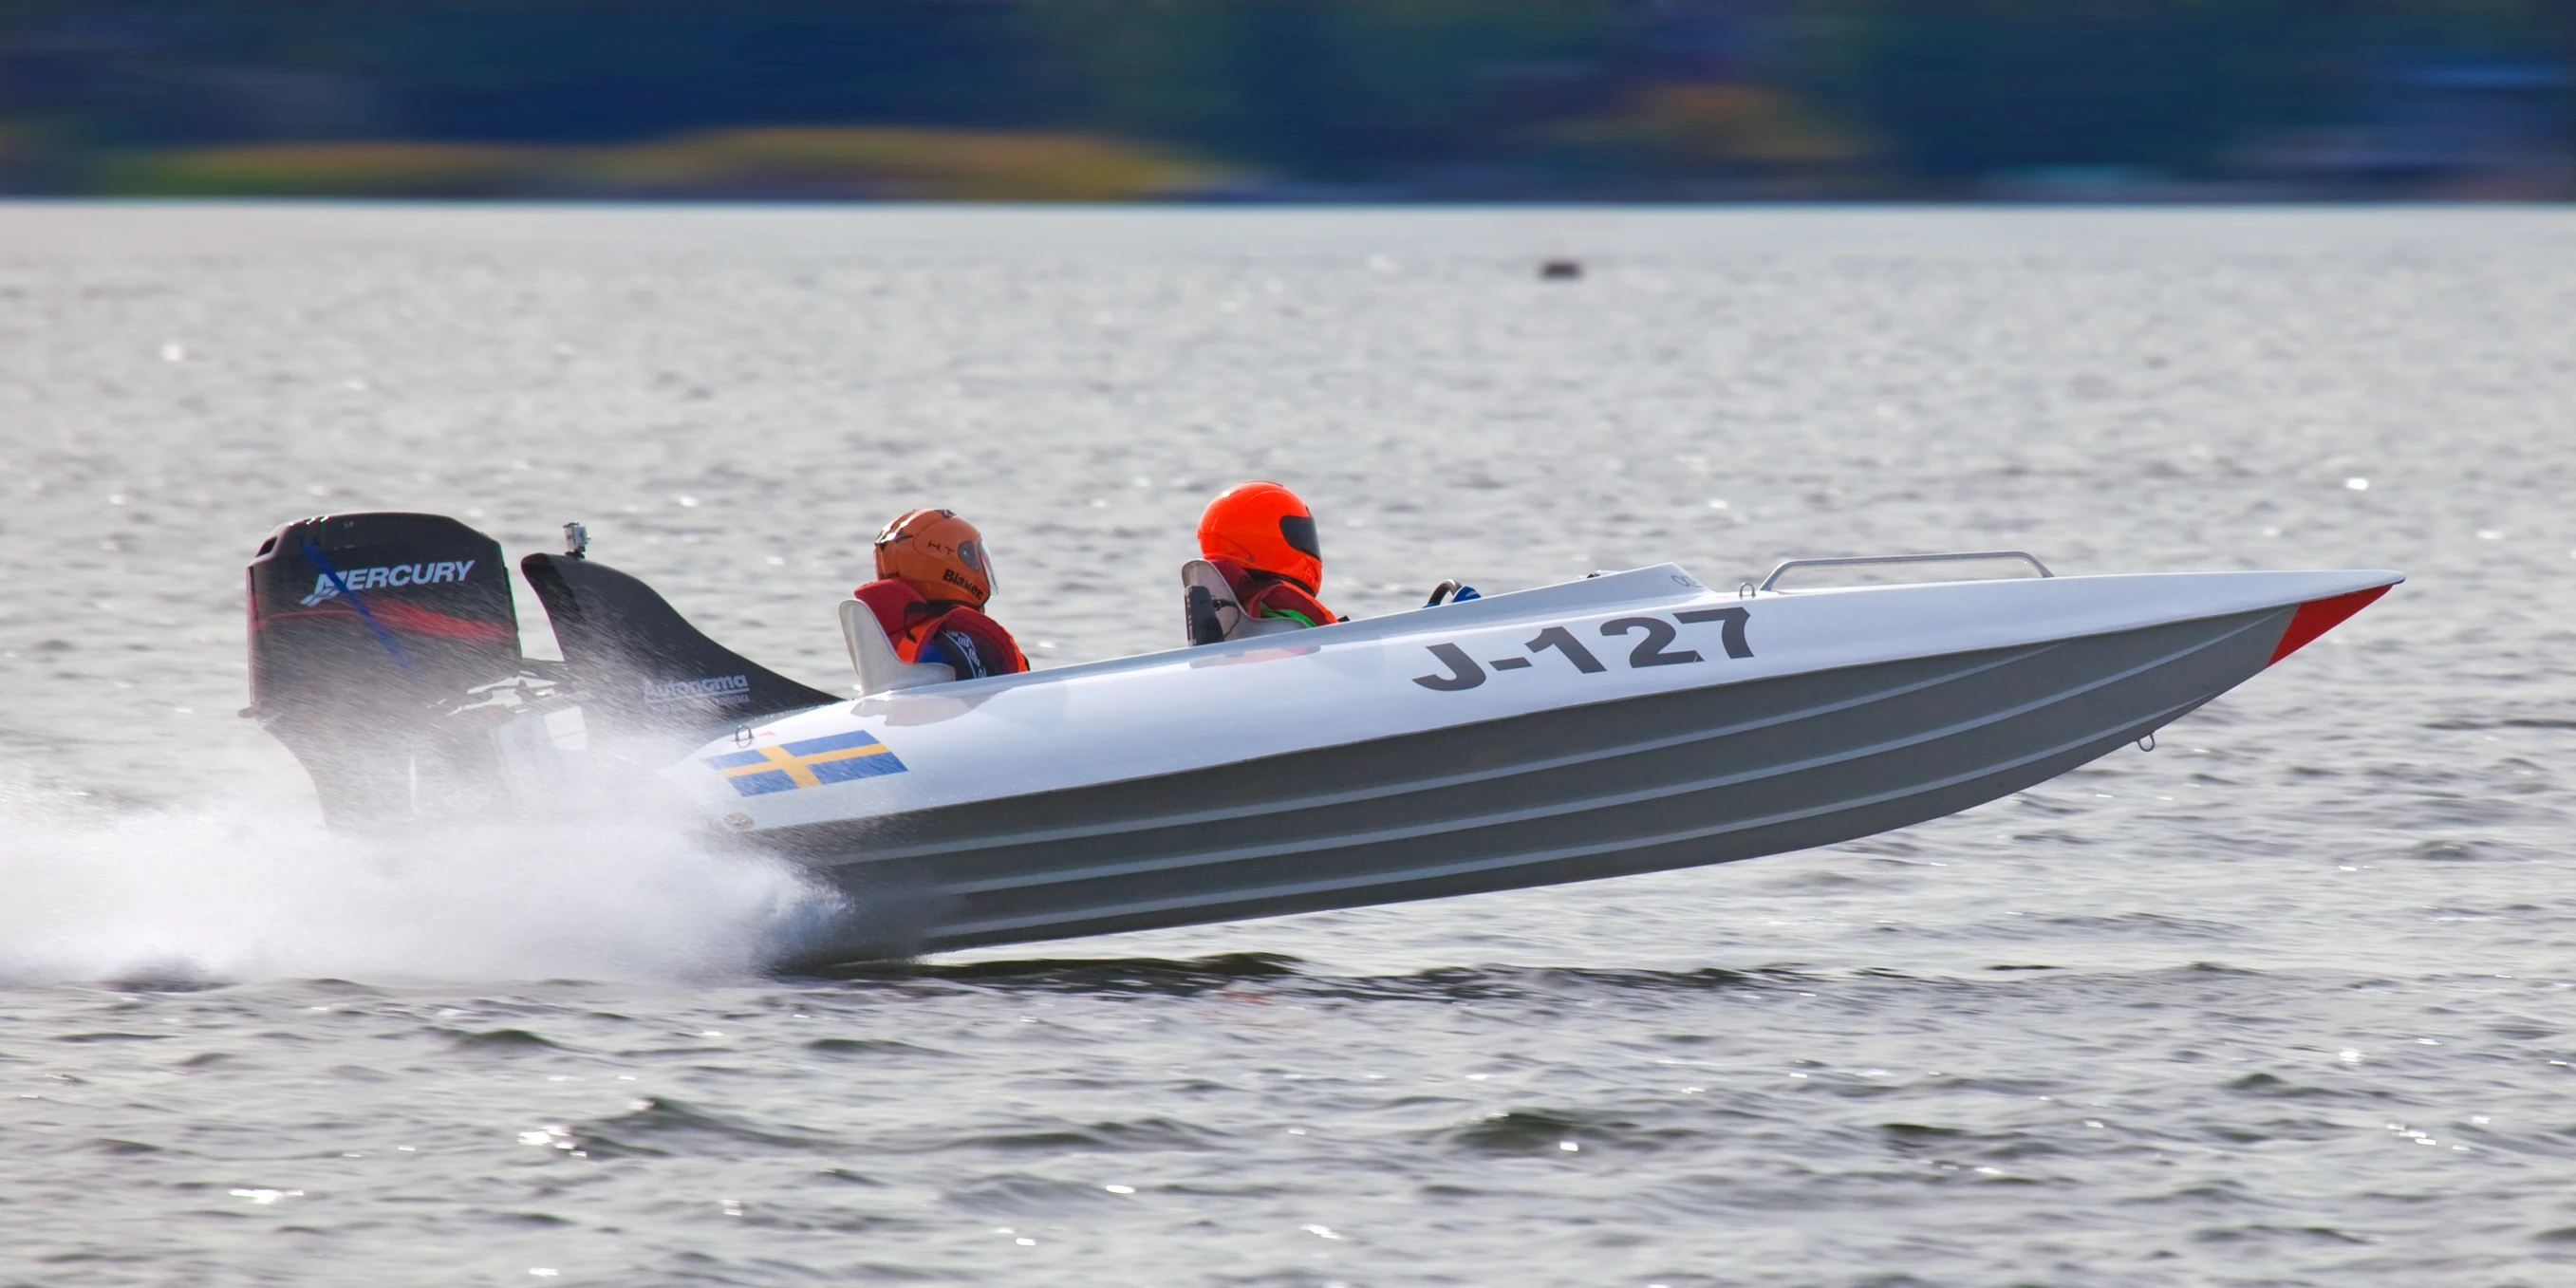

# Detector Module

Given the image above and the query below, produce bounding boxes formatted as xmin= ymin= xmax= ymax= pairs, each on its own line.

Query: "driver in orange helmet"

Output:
xmin=853 ymin=509 xmax=1029 ymax=680
xmin=1197 ymin=481 xmax=1343 ymax=629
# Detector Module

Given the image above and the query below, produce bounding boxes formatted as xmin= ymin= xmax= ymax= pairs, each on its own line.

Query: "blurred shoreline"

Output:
xmin=6 ymin=1 xmax=2567 ymax=202
xmin=28 ymin=127 xmax=2576 ymax=203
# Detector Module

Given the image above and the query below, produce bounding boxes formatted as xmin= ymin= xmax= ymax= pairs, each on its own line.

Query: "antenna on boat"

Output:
xmin=563 ymin=521 xmax=588 ymax=559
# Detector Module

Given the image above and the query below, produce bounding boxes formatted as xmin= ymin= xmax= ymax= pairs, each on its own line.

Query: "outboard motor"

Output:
xmin=249 ymin=512 xmax=844 ymax=828
xmin=246 ymin=513 xmax=531 ymax=826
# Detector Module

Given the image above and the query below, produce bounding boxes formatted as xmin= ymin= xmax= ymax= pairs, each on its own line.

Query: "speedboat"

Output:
xmin=245 ymin=513 xmax=2399 ymax=961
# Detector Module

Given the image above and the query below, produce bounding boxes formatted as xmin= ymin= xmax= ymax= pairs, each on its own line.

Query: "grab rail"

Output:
xmin=1757 ymin=550 xmax=2054 ymax=593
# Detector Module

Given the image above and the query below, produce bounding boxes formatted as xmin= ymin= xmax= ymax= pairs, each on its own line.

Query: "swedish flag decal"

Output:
xmin=704 ymin=730 xmax=906 ymax=796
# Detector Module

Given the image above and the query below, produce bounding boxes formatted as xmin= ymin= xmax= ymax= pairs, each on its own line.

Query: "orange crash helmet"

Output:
xmin=1198 ymin=481 xmax=1322 ymax=593
xmin=873 ymin=508 xmax=997 ymax=607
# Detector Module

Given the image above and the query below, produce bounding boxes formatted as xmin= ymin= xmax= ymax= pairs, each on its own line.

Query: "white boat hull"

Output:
xmin=669 ymin=565 xmax=2399 ymax=960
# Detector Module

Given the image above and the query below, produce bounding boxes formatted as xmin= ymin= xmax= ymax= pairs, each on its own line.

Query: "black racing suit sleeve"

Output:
xmin=916 ymin=628 xmax=986 ymax=679
xmin=909 ymin=605 xmax=1027 ymax=679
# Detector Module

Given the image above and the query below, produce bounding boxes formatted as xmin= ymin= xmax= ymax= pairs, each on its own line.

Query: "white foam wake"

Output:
xmin=0 ymin=769 xmax=842 ymax=985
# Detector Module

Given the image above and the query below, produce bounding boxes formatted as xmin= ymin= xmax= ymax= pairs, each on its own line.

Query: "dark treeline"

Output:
xmin=3 ymin=0 xmax=2567 ymax=196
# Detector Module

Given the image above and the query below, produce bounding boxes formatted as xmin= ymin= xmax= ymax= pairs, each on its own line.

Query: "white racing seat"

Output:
xmin=1183 ymin=559 xmax=1307 ymax=646
xmin=840 ymin=599 xmax=956 ymax=697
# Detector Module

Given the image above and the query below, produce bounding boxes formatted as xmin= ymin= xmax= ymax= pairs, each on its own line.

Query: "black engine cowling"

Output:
xmin=246 ymin=513 xmax=528 ymax=825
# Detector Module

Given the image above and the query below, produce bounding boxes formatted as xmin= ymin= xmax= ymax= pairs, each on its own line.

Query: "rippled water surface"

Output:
xmin=2 ymin=205 xmax=2572 ymax=1286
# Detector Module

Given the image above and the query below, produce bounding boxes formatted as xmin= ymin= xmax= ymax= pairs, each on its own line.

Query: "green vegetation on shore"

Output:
xmin=101 ymin=129 xmax=1222 ymax=200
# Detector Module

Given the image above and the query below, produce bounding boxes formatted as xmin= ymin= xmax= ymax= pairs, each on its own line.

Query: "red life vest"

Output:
xmin=1207 ymin=557 xmax=1340 ymax=627
xmin=852 ymin=579 xmax=1029 ymax=678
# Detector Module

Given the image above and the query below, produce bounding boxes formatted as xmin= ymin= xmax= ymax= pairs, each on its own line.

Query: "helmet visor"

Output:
xmin=959 ymin=537 xmax=995 ymax=598
xmin=1279 ymin=513 xmax=1321 ymax=561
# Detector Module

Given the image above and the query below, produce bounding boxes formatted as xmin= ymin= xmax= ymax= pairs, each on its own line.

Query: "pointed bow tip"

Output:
xmin=2268 ymin=583 xmax=2394 ymax=665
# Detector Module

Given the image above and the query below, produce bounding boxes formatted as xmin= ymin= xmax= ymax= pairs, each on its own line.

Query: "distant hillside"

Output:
xmin=3 ymin=0 xmax=2565 ymax=198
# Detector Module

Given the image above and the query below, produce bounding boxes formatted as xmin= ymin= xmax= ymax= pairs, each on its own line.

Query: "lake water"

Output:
xmin=1 ymin=204 xmax=2571 ymax=1286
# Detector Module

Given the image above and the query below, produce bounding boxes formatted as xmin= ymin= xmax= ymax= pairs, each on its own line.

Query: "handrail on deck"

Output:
xmin=1756 ymin=550 xmax=2054 ymax=593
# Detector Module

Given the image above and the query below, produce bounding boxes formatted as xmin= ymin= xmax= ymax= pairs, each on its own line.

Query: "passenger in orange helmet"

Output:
xmin=852 ymin=509 xmax=1028 ymax=680
xmin=1196 ymin=481 xmax=1343 ymax=630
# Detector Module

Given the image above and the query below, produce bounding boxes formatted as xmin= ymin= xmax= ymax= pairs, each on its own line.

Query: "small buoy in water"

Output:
xmin=1539 ymin=257 xmax=1582 ymax=281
